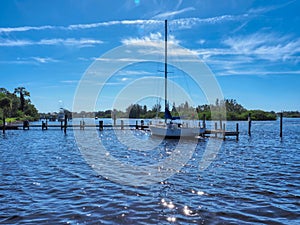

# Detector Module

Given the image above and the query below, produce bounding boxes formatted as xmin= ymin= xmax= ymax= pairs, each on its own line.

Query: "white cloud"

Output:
xmin=223 ymin=33 xmax=300 ymax=61
xmin=0 ymin=57 xmax=59 ymax=64
xmin=171 ymin=14 xmax=247 ymax=29
xmin=0 ymin=38 xmax=103 ymax=47
xmin=115 ymin=70 xmax=155 ymax=76
xmin=197 ymin=39 xmax=206 ymax=45
xmin=60 ymin=80 xmax=79 ymax=84
xmin=121 ymin=32 xmax=180 ymax=46
xmin=0 ymin=20 xmax=162 ymax=33
xmin=32 ymin=57 xmax=59 ymax=63
xmin=0 ymin=14 xmax=247 ymax=34
xmin=0 ymin=39 xmax=33 ymax=46
xmin=154 ymin=7 xmax=195 ymax=19
xmin=0 ymin=25 xmax=56 ymax=33
xmin=247 ymin=1 xmax=295 ymax=14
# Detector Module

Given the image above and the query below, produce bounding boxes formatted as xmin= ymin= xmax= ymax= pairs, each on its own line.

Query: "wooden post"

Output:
xmin=121 ymin=120 xmax=124 ymax=130
xmin=64 ymin=115 xmax=67 ymax=134
xmin=135 ymin=120 xmax=138 ymax=129
xmin=141 ymin=120 xmax=144 ymax=130
xmin=42 ymin=121 xmax=46 ymax=130
xmin=60 ymin=121 xmax=63 ymax=130
xmin=23 ymin=120 xmax=29 ymax=130
xmin=203 ymin=114 xmax=206 ymax=129
xmin=214 ymin=122 xmax=217 ymax=138
xmin=219 ymin=119 xmax=222 ymax=130
xmin=99 ymin=120 xmax=103 ymax=131
xmin=2 ymin=117 xmax=5 ymax=134
xmin=280 ymin=112 xmax=283 ymax=138
xmin=113 ymin=113 xmax=116 ymax=126
xmin=222 ymin=123 xmax=226 ymax=140
xmin=80 ymin=121 xmax=85 ymax=130
xmin=236 ymin=123 xmax=239 ymax=141
xmin=248 ymin=113 xmax=251 ymax=136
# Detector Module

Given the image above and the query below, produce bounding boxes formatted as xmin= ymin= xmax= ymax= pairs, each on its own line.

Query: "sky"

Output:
xmin=0 ymin=0 xmax=299 ymax=113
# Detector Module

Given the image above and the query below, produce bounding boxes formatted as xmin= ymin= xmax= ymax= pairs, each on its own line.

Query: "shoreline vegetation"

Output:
xmin=44 ymin=100 xmax=299 ymax=121
xmin=1 ymin=87 xmax=299 ymax=126
xmin=0 ymin=87 xmax=39 ymax=126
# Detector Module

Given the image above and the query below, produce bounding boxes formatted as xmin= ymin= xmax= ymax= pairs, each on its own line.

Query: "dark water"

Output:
xmin=1 ymin=119 xmax=299 ymax=224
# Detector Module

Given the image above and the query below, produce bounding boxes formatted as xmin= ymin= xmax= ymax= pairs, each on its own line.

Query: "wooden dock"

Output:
xmin=0 ymin=122 xmax=149 ymax=131
xmin=202 ymin=122 xmax=239 ymax=141
xmin=0 ymin=113 xmax=285 ymax=139
xmin=1 ymin=120 xmax=239 ymax=141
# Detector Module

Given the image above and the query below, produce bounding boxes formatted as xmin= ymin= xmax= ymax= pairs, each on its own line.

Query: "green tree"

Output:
xmin=14 ymin=87 xmax=30 ymax=112
xmin=0 ymin=97 xmax=12 ymax=116
xmin=0 ymin=97 xmax=12 ymax=132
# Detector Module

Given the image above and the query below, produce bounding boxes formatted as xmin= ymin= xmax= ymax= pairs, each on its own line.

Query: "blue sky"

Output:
xmin=0 ymin=0 xmax=299 ymax=113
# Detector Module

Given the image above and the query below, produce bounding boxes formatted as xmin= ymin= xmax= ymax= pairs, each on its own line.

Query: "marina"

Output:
xmin=1 ymin=113 xmax=286 ymax=141
xmin=1 ymin=118 xmax=299 ymax=224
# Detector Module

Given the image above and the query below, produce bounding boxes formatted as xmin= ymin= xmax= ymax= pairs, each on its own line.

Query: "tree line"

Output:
xmin=77 ymin=99 xmax=277 ymax=121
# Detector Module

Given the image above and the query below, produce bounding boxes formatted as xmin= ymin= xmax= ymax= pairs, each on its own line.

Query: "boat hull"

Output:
xmin=150 ymin=125 xmax=205 ymax=138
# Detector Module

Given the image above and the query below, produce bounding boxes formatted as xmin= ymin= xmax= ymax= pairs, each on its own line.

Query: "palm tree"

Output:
xmin=14 ymin=87 xmax=30 ymax=112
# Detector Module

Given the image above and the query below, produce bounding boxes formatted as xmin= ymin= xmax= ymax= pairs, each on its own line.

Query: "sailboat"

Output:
xmin=150 ymin=20 xmax=205 ymax=138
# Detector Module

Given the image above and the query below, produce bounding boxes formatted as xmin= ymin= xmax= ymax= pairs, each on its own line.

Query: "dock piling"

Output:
xmin=64 ymin=115 xmax=67 ymax=134
xmin=2 ymin=117 xmax=5 ymax=134
xmin=236 ymin=123 xmax=239 ymax=141
xmin=80 ymin=120 xmax=85 ymax=130
xmin=113 ymin=113 xmax=116 ymax=126
xmin=214 ymin=122 xmax=217 ymax=138
xmin=23 ymin=120 xmax=29 ymax=130
xmin=248 ymin=113 xmax=252 ymax=136
xmin=99 ymin=120 xmax=103 ymax=131
xmin=141 ymin=120 xmax=144 ymax=130
xmin=42 ymin=121 xmax=47 ymax=130
xmin=121 ymin=120 xmax=124 ymax=130
xmin=280 ymin=112 xmax=283 ymax=138
xmin=222 ymin=123 xmax=226 ymax=140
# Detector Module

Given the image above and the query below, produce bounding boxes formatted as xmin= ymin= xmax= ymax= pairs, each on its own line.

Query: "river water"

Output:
xmin=0 ymin=118 xmax=299 ymax=224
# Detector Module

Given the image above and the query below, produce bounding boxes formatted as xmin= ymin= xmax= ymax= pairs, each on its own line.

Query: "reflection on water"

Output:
xmin=0 ymin=119 xmax=299 ymax=224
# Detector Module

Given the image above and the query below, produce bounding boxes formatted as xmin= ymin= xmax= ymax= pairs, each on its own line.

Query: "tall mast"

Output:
xmin=164 ymin=19 xmax=168 ymax=122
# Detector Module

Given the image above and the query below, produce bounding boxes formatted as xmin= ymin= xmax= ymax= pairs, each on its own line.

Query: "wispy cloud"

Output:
xmin=121 ymin=32 xmax=180 ymax=46
xmin=171 ymin=14 xmax=247 ymax=29
xmin=0 ymin=57 xmax=59 ymax=64
xmin=0 ymin=38 xmax=103 ymax=47
xmin=121 ymin=32 xmax=200 ymax=58
xmin=223 ymin=32 xmax=300 ymax=62
xmin=153 ymin=7 xmax=195 ymax=19
xmin=0 ymin=25 xmax=56 ymax=33
xmin=66 ymin=19 xmax=161 ymax=30
xmin=60 ymin=80 xmax=79 ymax=84
xmin=32 ymin=57 xmax=59 ymax=63
xmin=0 ymin=14 xmax=247 ymax=34
xmin=191 ymin=32 xmax=300 ymax=63
xmin=115 ymin=70 xmax=155 ymax=76
xmin=0 ymin=20 xmax=162 ymax=33
xmin=247 ymin=0 xmax=296 ymax=14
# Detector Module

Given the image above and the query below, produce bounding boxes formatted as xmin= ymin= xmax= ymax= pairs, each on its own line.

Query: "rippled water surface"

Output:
xmin=1 ymin=119 xmax=299 ymax=224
